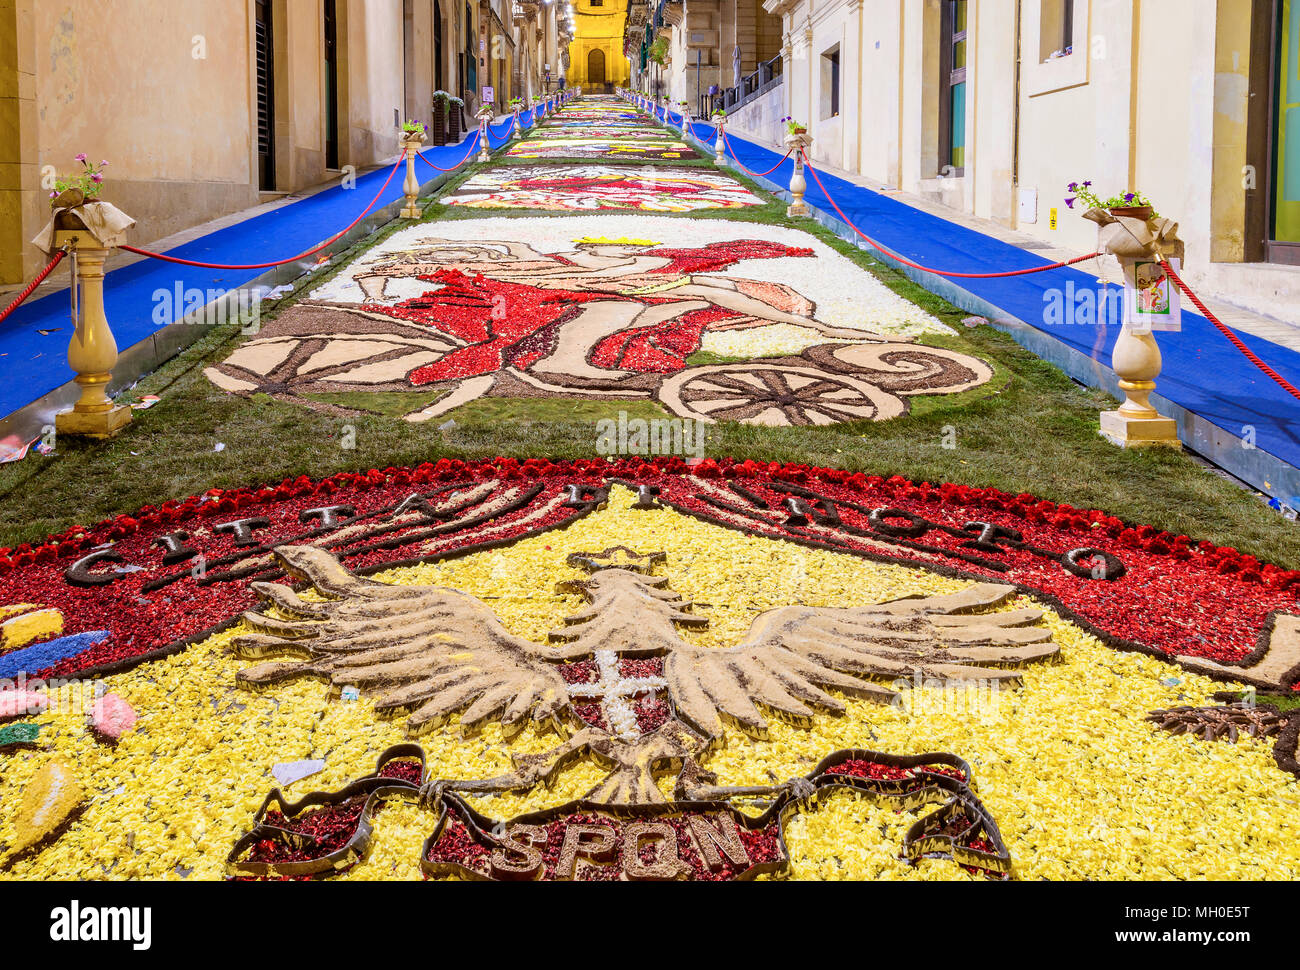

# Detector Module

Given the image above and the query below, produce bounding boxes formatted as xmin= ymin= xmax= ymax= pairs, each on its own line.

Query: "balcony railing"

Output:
xmin=699 ymin=53 xmax=782 ymax=119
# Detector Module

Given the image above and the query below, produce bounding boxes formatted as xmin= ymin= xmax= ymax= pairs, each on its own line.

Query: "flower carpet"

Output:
xmin=526 ymin=126 xmax=676 ymax=141
xmin=204 ymin=216 xmax=991 ymax=424
xmin=440 ymin=165 xmax=762 ymax=212
xmin=505 ymin=138 xmax=701 ymax=161
xmin=2 ymin=462 xmax=1300 ymax=880
xmin=541 ymin=118 xmax=655 ymax=130
xmin=5 ymin=95 xmax=1299 ymax=884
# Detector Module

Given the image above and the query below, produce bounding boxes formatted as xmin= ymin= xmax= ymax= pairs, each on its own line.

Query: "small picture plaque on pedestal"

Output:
xmin=1124 ymin=257 xmax=1181 ymax=334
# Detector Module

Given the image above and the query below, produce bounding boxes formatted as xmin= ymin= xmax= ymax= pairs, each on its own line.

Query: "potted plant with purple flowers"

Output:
xmin=50 ymin=154 xmax=108 ymax=210
xmin=782 ymin=115 xmax=806 ymax=135
xmin=1065 ymin=180 xmax=1157 ymax=221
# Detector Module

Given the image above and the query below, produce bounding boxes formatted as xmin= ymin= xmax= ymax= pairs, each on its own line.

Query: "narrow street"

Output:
xmin=3 ymin=93 xmax=1298 ymax=888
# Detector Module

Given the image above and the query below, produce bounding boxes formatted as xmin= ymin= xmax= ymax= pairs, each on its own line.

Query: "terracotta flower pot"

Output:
xmin=1109 ymin=204 xmax=1154 ymax=221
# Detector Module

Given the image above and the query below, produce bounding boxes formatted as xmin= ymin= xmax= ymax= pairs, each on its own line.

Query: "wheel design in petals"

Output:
xmin=656 ymin=363 xmax=905 ymax=426
xmin=203 ymin=326 xmax=461 ymax=415
xmin=803 ymin=343 xmax=994 ymax=396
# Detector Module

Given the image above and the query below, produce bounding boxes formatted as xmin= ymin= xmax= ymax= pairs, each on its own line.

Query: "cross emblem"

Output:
xmin=566 ymin=649 xmax=667 ymax=741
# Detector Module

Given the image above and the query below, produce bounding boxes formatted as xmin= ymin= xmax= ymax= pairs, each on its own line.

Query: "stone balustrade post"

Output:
xmin=400 ymin=128 xmax=428 ymax=219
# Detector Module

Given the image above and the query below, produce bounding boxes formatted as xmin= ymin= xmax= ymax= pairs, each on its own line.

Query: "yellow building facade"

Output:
xmin=566 ymin=0 xmax=627 ymax=92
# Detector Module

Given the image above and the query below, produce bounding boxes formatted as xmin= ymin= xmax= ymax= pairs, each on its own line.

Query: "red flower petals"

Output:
xmin=2 ymin=458 xmax=1294 ymax=684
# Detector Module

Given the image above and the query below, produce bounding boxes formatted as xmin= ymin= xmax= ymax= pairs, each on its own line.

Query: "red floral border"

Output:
xmin=0 ymin=457 xmax=1296 ymax=684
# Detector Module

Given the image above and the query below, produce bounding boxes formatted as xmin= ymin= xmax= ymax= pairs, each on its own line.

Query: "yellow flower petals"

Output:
xmin=3 ymin=485 xmax=1295 ymax=880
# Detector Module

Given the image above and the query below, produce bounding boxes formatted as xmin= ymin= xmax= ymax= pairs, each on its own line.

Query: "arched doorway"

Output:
xmin=588 ymin=47 xmax=606 ymax=86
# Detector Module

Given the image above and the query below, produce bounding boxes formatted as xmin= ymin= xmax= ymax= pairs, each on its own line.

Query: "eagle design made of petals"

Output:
xmin=234 ymin=545 xmax=1057 ymax=743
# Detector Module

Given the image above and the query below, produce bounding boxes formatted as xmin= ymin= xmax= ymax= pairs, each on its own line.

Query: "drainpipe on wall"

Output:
xmin=1127 ymin=1 xmax=1141 ymax=193
xmin=1012 ymin=0 xmax=1022 ymax=227
xmin=853 ymin=0 xmax=864 ymax=174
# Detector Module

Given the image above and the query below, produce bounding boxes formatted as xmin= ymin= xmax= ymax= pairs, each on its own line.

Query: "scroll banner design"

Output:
xmin=226 ymin=745 xmax=1011 ymax=881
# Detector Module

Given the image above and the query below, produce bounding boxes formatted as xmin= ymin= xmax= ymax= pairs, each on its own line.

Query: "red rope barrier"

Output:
xmin=784 ymin=147 xmax=1300 ymax=399
xmin=1159 ymin=257 xmax=1300 ymax=402
xmin=0 ymin=250 xmax=66 ymax=325
xmin=122 ymin=156 xmax=404 ymax=270
xmin=487 ymin=116 xmax=516 ymax=138
xmin=801 ymin=151 xmax=1102 ymax=279
xmin=723 ymin=130 xmax=793 ymax=179
xmin=416 ymin=131 xmax=482 ymax=173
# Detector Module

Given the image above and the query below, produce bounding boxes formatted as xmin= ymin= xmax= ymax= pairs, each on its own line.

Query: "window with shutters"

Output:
xmin=938 ymin=0 xmax=967 ymax=174
xmin=324 ymin=0 xmax=339 ymax=170
xmin=255 ymin=0 xmax=276 ymax=190
xmin=821 ymin=45 xmax=840 ymax=120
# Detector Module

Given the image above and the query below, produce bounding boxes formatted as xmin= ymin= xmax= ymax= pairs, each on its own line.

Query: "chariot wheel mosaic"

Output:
xmin=658 ymin=362 xmax=904 ymax=425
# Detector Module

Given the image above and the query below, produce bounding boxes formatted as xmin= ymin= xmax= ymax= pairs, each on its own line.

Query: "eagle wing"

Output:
xmin=234 ymin=546 xmax=582 ymax=736
xmin=664 ymin=583 xmax=1056 ymax=739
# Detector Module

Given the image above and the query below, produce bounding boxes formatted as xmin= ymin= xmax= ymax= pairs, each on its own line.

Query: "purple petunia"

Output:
xmin=1065 ymin=197 xmax=1075 ymax=208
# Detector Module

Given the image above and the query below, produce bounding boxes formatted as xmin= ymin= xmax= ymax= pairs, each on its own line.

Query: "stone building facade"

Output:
xmin=567 ymin=0 xmax=629 ymax=92
xmin=627 ymin=0 xmax=1300 ymax=323
xmin=0 ymin=0 xmax=567 ymax=284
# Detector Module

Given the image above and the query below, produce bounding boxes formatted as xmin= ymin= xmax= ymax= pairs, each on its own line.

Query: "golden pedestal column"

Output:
xmin=476 ymin=108 xmax=494 ymax=163
xmin=400 ymin=132 xmax=428 ymax=220
xmin=1085 ymin=207 xmax=1186 ymax=449
xmin=1098 ymin=325 xmax=1181 ymax=448
xmin=53 ymin=229 xmax=132 ymax=439
xmin=785 ymin=131 xmax=813 ymax=218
